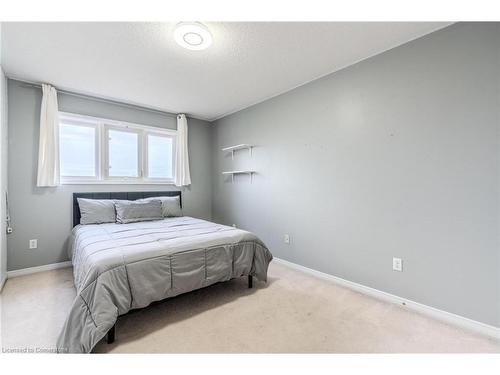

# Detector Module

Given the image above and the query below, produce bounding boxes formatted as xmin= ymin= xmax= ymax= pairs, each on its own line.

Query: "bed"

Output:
xmin=56 ymin=191 xmax=273 ymax=353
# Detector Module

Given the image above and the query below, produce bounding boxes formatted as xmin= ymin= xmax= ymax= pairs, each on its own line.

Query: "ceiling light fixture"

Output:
xmin=174 ymin=22 xmax=213 ymax=51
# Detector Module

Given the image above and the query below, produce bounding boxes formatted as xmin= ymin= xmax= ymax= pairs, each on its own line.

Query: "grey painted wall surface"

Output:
xmin=7 ymin=79 xmax=212 ymax=271
xmin=212 ymin=23 xmax=500 ymax=327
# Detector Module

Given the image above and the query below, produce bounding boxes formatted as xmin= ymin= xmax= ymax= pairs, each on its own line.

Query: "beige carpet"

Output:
xmin=1 ymin=262 xmax=499 ymax=353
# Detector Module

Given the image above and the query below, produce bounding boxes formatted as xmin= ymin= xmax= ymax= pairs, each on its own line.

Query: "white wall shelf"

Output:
xmin=221 ymin=144 xmax=253 ymax=159
xmin=222 ymin=170 xmax=255 ymax=183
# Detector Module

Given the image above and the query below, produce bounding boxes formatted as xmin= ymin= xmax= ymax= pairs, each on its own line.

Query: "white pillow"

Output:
xmin=139 ymin=196 xmax=183 ymax=217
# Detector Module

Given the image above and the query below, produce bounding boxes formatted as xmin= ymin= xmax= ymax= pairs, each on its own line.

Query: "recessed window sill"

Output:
xmin=60 ymin=179 xmax=176 ymax=185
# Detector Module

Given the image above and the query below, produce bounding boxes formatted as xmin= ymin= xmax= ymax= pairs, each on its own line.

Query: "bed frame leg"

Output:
xmin=248 ymin=275 xmax=253 ymax=288
xmin=107 ymin=324 xmax=115 ymax=344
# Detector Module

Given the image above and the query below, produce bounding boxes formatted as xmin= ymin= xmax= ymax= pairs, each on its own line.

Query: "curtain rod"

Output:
xmin=12 ymin=77 xmax=184 ymax=119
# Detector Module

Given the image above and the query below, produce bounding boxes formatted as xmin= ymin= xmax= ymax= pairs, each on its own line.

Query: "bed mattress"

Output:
xmin=56 ymin=216 xmax=273 ymax=353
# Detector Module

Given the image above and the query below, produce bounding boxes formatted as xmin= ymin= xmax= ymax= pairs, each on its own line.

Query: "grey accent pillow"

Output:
xmin=139 ymin=196 xmax=183 ymax=217
xmin=77 ymin=198 xmax=116 ymax=225
xmin=115 ymin=200 xmax=163 ymax=224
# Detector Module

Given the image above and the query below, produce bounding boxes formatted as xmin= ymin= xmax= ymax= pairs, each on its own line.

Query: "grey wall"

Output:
xmin=7 ymin=79 xmax=213 ymax=271
xmin=212 ymin=23 xmax=500 ymax=327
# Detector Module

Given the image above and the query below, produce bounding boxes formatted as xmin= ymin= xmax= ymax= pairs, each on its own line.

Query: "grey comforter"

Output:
xmin=56 ymin=217 xmax=273 ymax=353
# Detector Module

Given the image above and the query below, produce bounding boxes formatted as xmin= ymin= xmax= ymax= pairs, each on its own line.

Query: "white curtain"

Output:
xmin=37 ymin=84 xmax=60 ymax=187
xmin=174 ymin=114 xmax=191 ymax=186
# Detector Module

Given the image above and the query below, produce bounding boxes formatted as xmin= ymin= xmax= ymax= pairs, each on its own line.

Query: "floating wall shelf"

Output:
xmin=222 ymin=170 xmax=255 ymax=183
xmin=221 ymin=144 xmax=253 ymax=159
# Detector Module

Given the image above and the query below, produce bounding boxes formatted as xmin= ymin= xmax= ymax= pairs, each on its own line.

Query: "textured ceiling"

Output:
xmin=1 ymin=22 xmax=451 ymax=121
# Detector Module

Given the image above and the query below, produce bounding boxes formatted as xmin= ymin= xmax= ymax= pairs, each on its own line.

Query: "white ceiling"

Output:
xmin=1 ymin=22 xmax=450 ymax=121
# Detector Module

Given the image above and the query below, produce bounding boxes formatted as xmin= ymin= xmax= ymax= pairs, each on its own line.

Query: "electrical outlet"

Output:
xmin=284 ymin=234 xmax=290 ymax=244
xmin=393 ymin=257 xmax=403 ymax=272
xmin=29 ymin=239 xmax=38 ymax=249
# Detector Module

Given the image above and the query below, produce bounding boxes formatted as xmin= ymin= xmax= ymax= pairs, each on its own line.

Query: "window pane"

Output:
xmin=147 ymin=134 xmax=173 ymax=179
xmin=108 ymin=129 xmax=139 ymax=177
xmin=60 ymin=123 xmax=96 ymax=177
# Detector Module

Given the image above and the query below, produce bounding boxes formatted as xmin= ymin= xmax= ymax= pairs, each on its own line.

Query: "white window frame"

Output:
xmin=59 ymin=114 xmax=101 ymax=183
xmin=143 ymin=131 xmax=176 ymax=182
xmin=59 ymin=112 xmax=177 ymax=185
xmin=104 ymin=124 xmax=143 ymax=181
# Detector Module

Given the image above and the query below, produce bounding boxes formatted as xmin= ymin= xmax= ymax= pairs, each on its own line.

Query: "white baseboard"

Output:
xmin=7 ymin=261 xmax=72 ymax=278
xmin=273 ymin=257 xmax=500 ymax=341
xmin=0 ymin=273 xmax=6 ymax=292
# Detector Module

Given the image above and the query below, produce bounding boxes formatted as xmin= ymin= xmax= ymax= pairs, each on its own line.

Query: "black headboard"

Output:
xmin=73 ymin=191 xmax=182 ymax=227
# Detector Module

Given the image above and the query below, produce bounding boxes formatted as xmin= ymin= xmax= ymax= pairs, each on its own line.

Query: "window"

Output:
xmin=146 ymin=133 xmax=174 ymax=179
xmin=59 ymin=121 xmax=97 ymax=178
xmin=59 ymin=112 xmax=176 ymax=184
xmin=106 ymin=128 xmax=140 ymax=178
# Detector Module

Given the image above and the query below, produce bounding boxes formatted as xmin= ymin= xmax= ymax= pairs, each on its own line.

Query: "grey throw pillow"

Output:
xmin=139 ymin=196 xmax=183 ymax=217
xmin=115 ymin=200 xmax=163 ymax=224
xmin=77 ymin=198 xmax=116 ymax=225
